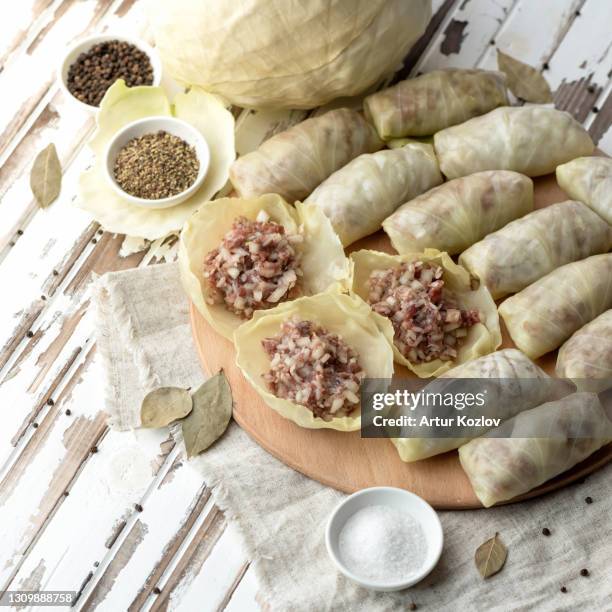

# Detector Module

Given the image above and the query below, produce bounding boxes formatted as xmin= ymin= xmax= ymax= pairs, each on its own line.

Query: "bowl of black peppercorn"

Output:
xmin=58 ymin=34 xmax=162 ymax=112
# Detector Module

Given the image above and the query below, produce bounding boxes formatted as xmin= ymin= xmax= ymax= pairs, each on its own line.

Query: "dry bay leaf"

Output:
xmin=30 ymin=143 xmax=62 ymax=208
xmin=181 ymin=371 xmax=233 ymax=458
xmin=141 ymin=387 xmax=193 ymax=428
xmin=475 ymin=532 xmax=507 ymax=579
xmin=497 ymin=50 xmax=553 ymax=103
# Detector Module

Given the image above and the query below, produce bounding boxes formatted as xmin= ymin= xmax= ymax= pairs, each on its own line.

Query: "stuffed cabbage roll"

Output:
xmin=383 ymin=170 xmax=533 ymax=255
xmin=234 ymin=292 xmax=394 ymax=431
xmin=229 ymin=108 xmax=383 ymax=202
xmin=557 ymin=156 xmax=612 ymax=224
xmin=499 ymin=254 xmax=612 ymax=359
xmin=459 ymin=201 xmax=612 ymax=299
xmin=304 ymin=144 xmax=442 ymax=246
xmin=392 ymin=349 xmax=552 ymax=462
xmin=434 ymin=106 xmax=594 ymax=179
xmin=556 ymin=310 xmax=612 ymax=392
xmin=364 ymin=69 xmax=508 ymax=139
xmin=459 ymin=393 xmax=612 ymax=507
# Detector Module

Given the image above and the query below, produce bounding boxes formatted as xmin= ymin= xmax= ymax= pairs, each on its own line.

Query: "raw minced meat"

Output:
xmin=367 ymin=261 xmax=480 ymax=364
xmin=261 ymin=317 xmax=365 ymax=420
xmin=203 ymin=210 xmax=303 ymax=318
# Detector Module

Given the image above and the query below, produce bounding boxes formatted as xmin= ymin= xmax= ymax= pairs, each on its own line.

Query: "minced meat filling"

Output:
xmin=203 ymin=211 xmax=303 ymax=318
xmin=366 ymin=261 xmax=480 ymax=364
xmin=261 ymin=317 xmax=365 ymax=420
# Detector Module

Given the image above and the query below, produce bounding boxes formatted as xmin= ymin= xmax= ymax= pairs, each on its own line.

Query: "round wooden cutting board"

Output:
xmin=190 ymin=163 xmax=612 ymax=510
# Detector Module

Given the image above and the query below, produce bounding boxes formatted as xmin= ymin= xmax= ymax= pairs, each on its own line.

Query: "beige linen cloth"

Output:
xmin=95 ymin=263 xmax=611 ymax=612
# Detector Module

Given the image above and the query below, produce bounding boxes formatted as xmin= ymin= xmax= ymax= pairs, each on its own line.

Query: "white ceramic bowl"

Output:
xmin=104 ymin=116 xmax=210 ymax=209
xmin=325 ymin=487 xmax=443 ymax=591
xmin=58 ymin=34 xmax=162 ymax=112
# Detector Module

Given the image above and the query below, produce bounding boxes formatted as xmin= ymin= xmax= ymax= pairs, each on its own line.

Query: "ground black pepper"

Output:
xmin=67 ymin=40 xmax=154 ymax=107
xmin=113 ymin=131 xmax=199 ymax=199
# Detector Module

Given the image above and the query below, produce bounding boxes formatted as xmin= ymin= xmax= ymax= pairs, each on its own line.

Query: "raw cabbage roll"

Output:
xmin=556 ymin=310 xmax=612 ymax=392
xmin=304 ymin=143 xmax=442 ymax=246
xmin=229 ymin=108 xmax=383 ymax=202
xmin=499 ymin=254 xmax=612 ymax=360
xmin=459 ymin=200 xmax=612 ymax=299
xmin=459 ymin=393 xmax=612 ymax=507
xmin=234 ymin=292 xmax=394 ymax=431
xmin=434 ymin=106 xmax=594 ymax=179
xmin=179 ymin=193 xmax=350 ymax=340
xmin=383 ymin=170 xmax=533 ymax=255
xmin=350 ymin=249 xmax=501 ymax=377
xmin=392 ymin=349 xmax=552 ymax=462
xmin=364 ymin=69 xmax=508 ymax=139
xmin=557 ymin=156 xmax=612 ymax=224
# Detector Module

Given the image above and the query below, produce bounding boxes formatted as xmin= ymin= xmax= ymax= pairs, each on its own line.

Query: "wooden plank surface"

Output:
xmin=0 ymin=0 xmax=610 ymax=609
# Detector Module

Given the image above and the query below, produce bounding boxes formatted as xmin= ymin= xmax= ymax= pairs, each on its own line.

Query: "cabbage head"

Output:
xmin=147 ymin=0 xmax=431 ymax=109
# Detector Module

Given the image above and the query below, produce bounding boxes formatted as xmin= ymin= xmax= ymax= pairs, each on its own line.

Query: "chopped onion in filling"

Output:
xmin=261 ymin=317 xmax=365 ymax=420
xmin=367 ymin=261 xmax=480 ymax=364
xmin=203 ymin=211 xmax=303 ymax=318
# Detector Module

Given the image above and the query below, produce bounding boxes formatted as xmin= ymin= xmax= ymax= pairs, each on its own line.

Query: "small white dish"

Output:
xmin=325 ymin=486 xmax=443 ymax=592
xmin=104 ymin=116 xmax=210 ymax=209
xmin=58 ymin=34 xmax=162 ymax=113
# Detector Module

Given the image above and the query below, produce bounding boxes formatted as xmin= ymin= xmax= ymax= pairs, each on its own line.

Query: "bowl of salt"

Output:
xmin=325 ymin=487 xmax=443 ymax=591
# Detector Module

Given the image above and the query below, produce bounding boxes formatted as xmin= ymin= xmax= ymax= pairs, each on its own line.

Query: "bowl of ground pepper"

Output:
xmin=104 ymin=117 xmax=210 ymax=209
xmin=59 ymin=34 xmax=162 ymax=111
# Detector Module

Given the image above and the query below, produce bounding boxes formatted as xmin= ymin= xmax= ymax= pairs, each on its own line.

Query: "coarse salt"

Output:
xmin=338 ymin=504 xmax=427 ymax=584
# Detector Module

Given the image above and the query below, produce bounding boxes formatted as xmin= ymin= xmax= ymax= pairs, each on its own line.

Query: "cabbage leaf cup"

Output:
xmin=234 ymin=292 xmax=395 ymax=431
xmin=350 ymin=249 xmax=502 ymax=377
xmin=179 ymin=193 xmax=351 ymax=340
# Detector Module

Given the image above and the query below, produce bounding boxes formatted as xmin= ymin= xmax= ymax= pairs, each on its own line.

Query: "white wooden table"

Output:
xmin=0 ymin=1 xmax=610 ymax=610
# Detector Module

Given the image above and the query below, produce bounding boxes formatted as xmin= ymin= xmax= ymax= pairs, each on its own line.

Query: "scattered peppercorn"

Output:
xmin=542 ymin=527 xmax=551 ymax=536
xmin=47 ymin=398 xmax=55 ymax=406
xmin=92 ymin=238 xmax=97 ymax=244
xmin=66 ymin=40 xmax=154 ymax=107
xmin=65 ymin=409 xmax=72 ymax=416
xmin=113 ymin=131 xmax=199 ymax=200
xmin=32 ymin=423 xmax=39 ymax=429
xmin=64 ymin=491 xmax=69 ymax=497
xmin=91 ymin=446 xmax=99 ymax=454
xmin=592 ymin=106 xmax=599 ymax=113
xmin=580 ymin=569 xmax=589 ymax=577
xmin=17 ymin=229 xmax=23 ymax=235
xmin=134 ymin=503 xmax=143 ymax=512
xmin=26 ymin=331 xmax=34 ymax=338
xmin=41 ymin=295 xmax=47 ymax=301
xmin=153 ymin=587 xmax=162 ymax=595
xmin=94 ymin=561 xmax=99 ymax=567
xmin=585 ymin=496 xmax=593 ymax=504
xmin=53 ymin=269 xmax=59 ymax=276
xmin=97 ymin=229 xmax=103 ymax=235
xmin=560 ymin=586 xmax=567 ymax=593
xmin=543 ymin=62 xmax=550 ymax=70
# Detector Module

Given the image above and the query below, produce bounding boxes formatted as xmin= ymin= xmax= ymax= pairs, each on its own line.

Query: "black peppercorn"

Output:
xmin=560 ymin=586 xmax=567 ymax=593
xmin=65 ymin=409 xmax=72 ymax=416
xmin=91 ymin=446 xmax=99 ymax=454
xmin=585 ymin=496 xmax=593 ymax=504
xmin=66 ymin=40 xmax=154 ymax=107
xmin=153 ymin=587 xmax=162 ymax=595
xmin=542 ymin=527 xmax=551 ymax=536
xmin=47 ymin=398 xmax=54 ymax=406
xmin=580 ymin=568 xmax=589 ymax=577
xmin=135 ymin=503 xmax=143 ymax=512
xmin=26 ymin=330 xmax=34 ymax=338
